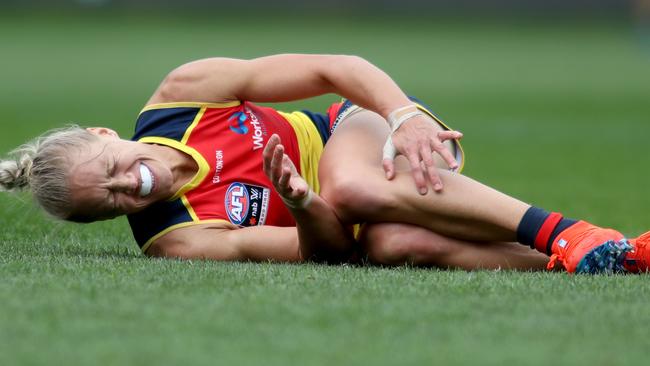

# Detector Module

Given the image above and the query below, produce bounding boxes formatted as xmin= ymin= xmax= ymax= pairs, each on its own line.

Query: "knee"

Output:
xmin=362 ymin=224 xmax=415 ymax=265
xmin=320 ymin=172 xmax=395 ymax=222
xmin=360 ymin=223 xmax=451 ymax=266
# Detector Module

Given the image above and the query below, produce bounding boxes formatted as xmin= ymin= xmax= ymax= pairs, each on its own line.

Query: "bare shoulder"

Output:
xmin=145 ymin=57 xmax=247 ymax=105
xmin=144 ymin=54 xmax=353 ymax=107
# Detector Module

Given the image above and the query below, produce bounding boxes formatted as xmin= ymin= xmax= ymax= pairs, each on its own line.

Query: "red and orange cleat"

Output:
xmin=546 ymin=221 xmax=632 ymax=274
xmin=624 ymin=232 xmax=650 ymax=273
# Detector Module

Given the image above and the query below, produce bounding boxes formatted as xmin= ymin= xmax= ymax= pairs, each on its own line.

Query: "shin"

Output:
xmin=359 ymin=222 xmax=548 ymax=270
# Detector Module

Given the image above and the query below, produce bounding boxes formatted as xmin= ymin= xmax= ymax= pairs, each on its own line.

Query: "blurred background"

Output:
xmin=1 ymin=0 xmax=645 ymax=15
xmin=0 ymin=0 xmax=648 ymax=226
xmin=1 ymin=2 xmax=650 ymax=366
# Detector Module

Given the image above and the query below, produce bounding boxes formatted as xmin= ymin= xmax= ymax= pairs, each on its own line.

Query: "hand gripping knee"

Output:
xmin=382 ymin=104 xmax=426 ymax=162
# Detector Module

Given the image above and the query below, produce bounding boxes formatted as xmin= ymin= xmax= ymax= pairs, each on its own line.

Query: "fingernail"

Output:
xmin=419 ymin=187 xmax=427 ymax=195
xmin=434 ymin=183 xmax=442 ymax=191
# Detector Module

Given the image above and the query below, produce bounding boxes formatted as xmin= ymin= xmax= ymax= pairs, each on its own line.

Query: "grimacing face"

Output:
xmin=67 ymin=128 xmax=178 ymax=221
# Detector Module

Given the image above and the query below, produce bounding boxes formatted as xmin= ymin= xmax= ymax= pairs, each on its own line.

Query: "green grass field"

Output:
xmin=1 ymin=11 xmax=649 ymax=366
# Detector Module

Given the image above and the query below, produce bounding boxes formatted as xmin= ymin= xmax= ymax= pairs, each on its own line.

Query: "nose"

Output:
xmin=111 ymin=173 xmax=138 ymax=194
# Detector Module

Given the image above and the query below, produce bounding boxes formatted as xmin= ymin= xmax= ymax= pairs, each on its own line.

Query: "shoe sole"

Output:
xmin=575 ymin=239 xmax=633 ymax=274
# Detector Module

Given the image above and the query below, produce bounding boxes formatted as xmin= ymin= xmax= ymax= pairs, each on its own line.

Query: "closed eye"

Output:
xmin=110 ymin=157 xmax=118 ymax=176
xmin=104 ymin=189 xmax=115 ymax=212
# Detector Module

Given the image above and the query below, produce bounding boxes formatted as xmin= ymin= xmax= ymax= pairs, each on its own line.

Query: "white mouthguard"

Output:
xmin=139 ymin=163 xmax=153 ymax=197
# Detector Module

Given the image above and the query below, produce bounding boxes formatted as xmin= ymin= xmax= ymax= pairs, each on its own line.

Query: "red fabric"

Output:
xmin=534 ymin=212 xmax=563 ymax=253
xmin=184 ymin=102 xmax=300 ymax=227
xmin=327 ymin=102 xmax=345 ymax=130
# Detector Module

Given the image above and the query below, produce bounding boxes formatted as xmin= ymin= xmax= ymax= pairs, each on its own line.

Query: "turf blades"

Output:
xmin=576 ymin=240 xmax=633 ymax=274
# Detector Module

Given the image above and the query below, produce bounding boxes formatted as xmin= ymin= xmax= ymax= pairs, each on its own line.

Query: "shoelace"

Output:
xmin=547 ymin=254 xmax=561 ymax=270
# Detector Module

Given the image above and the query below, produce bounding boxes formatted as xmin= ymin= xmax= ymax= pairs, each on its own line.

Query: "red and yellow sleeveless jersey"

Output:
xmin=126 ymin=98 xmax=465 ymax=253
xmin=127 ymin=101 xmax=327 ymax=253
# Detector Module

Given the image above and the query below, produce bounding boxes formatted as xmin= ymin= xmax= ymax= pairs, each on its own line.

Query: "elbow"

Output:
xmin=333 ymin=54 xmax=366 ymax=64
xmin=336 ymin=54 xmax=371 ymax=70
xmin=311 ymin=55 xmax=369 ymax=95
xmin=319 ymin=54 xmax=374 ymax=92
xmin=145 ymin=239 xmax=193 ymax=260
xmin=327 ymin=55 xmax=369 ymax=74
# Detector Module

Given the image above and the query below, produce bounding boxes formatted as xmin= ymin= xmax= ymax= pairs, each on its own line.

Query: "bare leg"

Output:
xmin=360 ymin=222 xmax=548 ymax=270
xmin=319 ymin=109 xmax=530 ymax=243
xmin=343 ymin=112 xmax=545 ymax=270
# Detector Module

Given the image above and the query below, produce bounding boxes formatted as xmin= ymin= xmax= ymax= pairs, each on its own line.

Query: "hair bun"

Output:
xmin=0 ymin=153 xmax=33 ymax=191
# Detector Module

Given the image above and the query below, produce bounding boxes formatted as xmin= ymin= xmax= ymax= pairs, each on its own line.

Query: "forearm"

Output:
xmin=151 ymin=54 xmax=413 ymax=118
xmin=320 ymin=55 xmax=412 ymax=118
xmin=286 ymin=192 xmax=356 ymax=262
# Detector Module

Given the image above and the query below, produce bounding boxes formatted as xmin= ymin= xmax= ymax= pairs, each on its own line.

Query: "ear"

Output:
xmin=86 ymin=127 xmax=120 ymax=139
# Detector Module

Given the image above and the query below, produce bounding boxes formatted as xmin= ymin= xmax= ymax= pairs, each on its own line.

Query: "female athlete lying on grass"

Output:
xmin=0 ymin=54 xmax=648 ymax=273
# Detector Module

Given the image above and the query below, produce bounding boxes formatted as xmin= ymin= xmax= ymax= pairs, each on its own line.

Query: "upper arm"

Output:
xmin=147 ymin=54 xmax=361 ymax=105
xmin=146 ymin=223 xmax=303 ymax=263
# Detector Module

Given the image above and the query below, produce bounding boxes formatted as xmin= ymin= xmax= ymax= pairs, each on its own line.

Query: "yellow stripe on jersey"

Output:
xmin=181 ymin=107 xmax=206 ymax=145
xmin=141 ymin=219 xmax=231 ymax=253
xmin=139 ymin=101 xmax=241 ymax=114
xmin=277 ymin=111 xmax=324 ymax=194
xmin=181 ymin=195 xmax=199 ymax=222
xmin=137 ymin=136 xmax=210 ymax=201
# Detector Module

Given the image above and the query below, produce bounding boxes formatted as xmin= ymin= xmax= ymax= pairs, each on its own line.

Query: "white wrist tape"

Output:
xmin=387 ymin=104 xmax=418 ymax=129
xmin=383 ymin=104 xmax=426 ymax=160
xmin=382 ymin=137 xmax=397 ymax=161
xmin=282 ymin=189 xmax=314 ymax=210
xmin=390 ymin=111 xmax=426 ymax=133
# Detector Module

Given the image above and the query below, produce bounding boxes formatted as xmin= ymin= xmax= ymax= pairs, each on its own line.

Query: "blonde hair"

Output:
xmin=0 ymin=125 xmax=99 ymax=221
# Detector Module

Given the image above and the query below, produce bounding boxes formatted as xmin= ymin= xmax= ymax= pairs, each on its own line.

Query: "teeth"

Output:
xmin=139 ymin=163 xmax=154 ymax=197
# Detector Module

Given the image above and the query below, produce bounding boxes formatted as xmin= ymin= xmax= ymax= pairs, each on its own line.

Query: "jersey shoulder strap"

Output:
xmin=128 ymin=104 xmax=207 ymax=252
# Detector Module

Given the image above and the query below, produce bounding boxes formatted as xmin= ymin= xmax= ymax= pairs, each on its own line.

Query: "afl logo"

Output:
xmin=228 ymin=111 xmax=248 ymax=134
xmin=225 ymin=183 xmax=249 ymax=225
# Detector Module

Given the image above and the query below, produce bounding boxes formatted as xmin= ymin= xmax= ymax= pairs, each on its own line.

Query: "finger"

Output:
xmin=407 ymin=151 xmax=427 ymax=195
xmin=262 ymin=134 xmax=280 ymax=174
xmin=437 ymin=130 xmax=463 ymax=142
xmin=432 ymin=140 xmax=459 ymax=170
xmin=271 ymin=144 xmax=285 ymax=182
xmin=279 ymin=164 xmax=291 ymax=192
xmin=293 ymin=187 xmax=306 ymax=197
xmin=288 ymin=178 xmax=307 ymax=199
xmin=290 ymin=178 xmax=309 ymax=196
xmin=280 ymin=155 xmax=292 ymax=182
xmin=420 ymin=144 xmax=442 ymax=191
xmin=382 ymin=137 xmax=397 ymax=180
xmin=283 ymin=152 xmax=298 ymax=175
xmin=382 ymin=158 xmax=395 ymax=180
